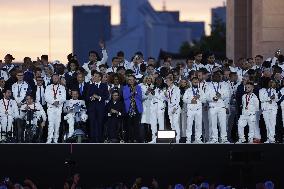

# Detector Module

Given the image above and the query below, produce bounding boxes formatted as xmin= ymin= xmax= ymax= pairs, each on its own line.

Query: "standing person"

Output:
xmin=104 ymin=90 xmax=125 ymax=142
xmin=165 ymin=75 xmax=181 ymax=143
xmin=0 ymin=88 xmax=18 ymax=141
xmin=34 ymin=77 xmax=46 ymax=110
xmin=82 ymin=41 xmax=108 ymax=78
xmin=117 ymin=51 xmax=131 ymax=69
xmin=179 ymin=78 xmax=189 ymax=139
xmin=86 ymin=71 xmax=109 ymax=143
xmin=259 ymin=80 xmax=278 ymax=143
xmin=107 ymin=57 xmax=120 ymax=73
xmin=193 ymin=51 xmax=204 ymax=70
xmin=149 ymin=76 xmax=166 ymax=143
xmin=206 ymin=71 xmax=230 ymax=143
xmin=45 ymin=73 xmax=66 ymax=143
xmin=183 ymin=77 xmax=206 ymax=143
xmin=2 ymin=54 xmax=16 ymax=79
xmin=140 ymin=75 xmax=154 ymax=141
xmin=123 ymin=75 xmax=143 ymax=143
xmin=237 ymin=81 xmax=259 ymax=143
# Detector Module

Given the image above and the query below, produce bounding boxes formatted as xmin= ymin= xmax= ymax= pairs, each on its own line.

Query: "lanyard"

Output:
xmin=245 ymin=94 xmax=252 ymax=109
xmin=267 ymin=88 xmax=272 ymax=97
xmin=168 ymin=88 xmax=174 ymax=103
xmin=192 ymin=87 xmax=199 ymax=96
xmin=212 ymin=82 xmax=220 ymax=94
xmin=3 ymin=99 xmax=10 ymax=114
xmin=17 ymin=83 xmax=24 ymax=97
xmin=53 ymin=84 xmax=59 ymax=100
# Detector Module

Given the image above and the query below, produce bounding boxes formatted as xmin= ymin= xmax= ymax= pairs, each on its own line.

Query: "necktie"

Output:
xmin=80 ymin=84 xmax=83 ymax=95
xmin=39 ymin=87 xmax=43 ymax=104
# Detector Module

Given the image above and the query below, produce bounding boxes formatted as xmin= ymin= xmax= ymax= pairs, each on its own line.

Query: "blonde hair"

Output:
xmin=143 ymin=75 xmax=154 ymax=85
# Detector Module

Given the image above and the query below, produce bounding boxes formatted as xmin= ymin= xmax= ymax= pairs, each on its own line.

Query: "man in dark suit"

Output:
xmin=86 ymin=71 xmax=109 ymax=143
xmin=74 ymin=72 xmax=88 ymax=100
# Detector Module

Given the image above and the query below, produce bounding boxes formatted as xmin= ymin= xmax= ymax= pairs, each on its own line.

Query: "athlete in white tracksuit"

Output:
xmin=165 ymin=77 xmax=181 ymax=143
xmin=237 ymin=82 xmax=259 ymax=143
xmin=206 ymin=73 xmax=229 ymax=143
xmin=279 ymin=87 xmax=284 ymax=131
xmin=199 ymin=80 xmax=209 ymax=142
xmin=63 ymin=90 xmax=88 ymax=138
xmin=0 ymin=89 xmax=18 ymax=141
xmin=183 ymin=78 xmax=206 ymax=143
xmin=45 ymin=74 xmax=66 ymax=143
xmin=259 ymin=83 xmax=278 ymax=143
xmin=150 ymin=86 xmax=166 ymax=142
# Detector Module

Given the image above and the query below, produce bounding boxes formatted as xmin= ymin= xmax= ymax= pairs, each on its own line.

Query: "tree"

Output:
xmin=180 ymin=16 xmax=226 ymax=57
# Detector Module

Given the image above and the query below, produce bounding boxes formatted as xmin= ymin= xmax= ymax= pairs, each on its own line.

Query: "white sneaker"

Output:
xmin=236 ymin=139 xmax=245 ymax=144
xmin=194 ymin=139 xmax=203 ymax=144
xmin=221 ymin=139 xmax=230 ymax=144
xmin=46 ymin=140 xmax=52 ymax=144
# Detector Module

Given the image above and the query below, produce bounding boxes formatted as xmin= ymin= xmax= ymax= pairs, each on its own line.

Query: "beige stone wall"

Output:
xmin=227 ymin=0 xmax=284 ymax=61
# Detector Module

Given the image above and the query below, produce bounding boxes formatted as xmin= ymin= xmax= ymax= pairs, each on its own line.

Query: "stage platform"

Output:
xmin=0 ymin=144 xmax=283 ymax=188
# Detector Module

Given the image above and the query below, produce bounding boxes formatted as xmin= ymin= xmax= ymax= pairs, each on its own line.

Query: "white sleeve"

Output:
xmin=259 ymin=89 xmax=269 ymax=103
xmin=183 ymin=89 xmax=191 ymax=104
xmin=44 ymin=86 xmax=54 ymax=105
xmin=97 ymin=49 xmax=108 ymax=66
xmin=58 ymin=86 xmax=66 ymax=105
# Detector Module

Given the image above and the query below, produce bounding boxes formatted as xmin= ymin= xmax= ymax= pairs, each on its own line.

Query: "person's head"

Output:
xmin=91 ymin=71 xmax=102 ymax=83
xmin=16 ymin=70 xmax=24 ymax=82
xmin=102 ymin=73 xmax=108 ymax=84
xmin=155 ymin=76 xmax=164 ymax=88
xmin=212 ymin=71 xmax=222 ymax=82
xmin=67 ymin=60 xmax=79 ymax=72
xmin=165 ymin=74 xmax=174 ymax=87
xmin=242 ymin=60 xmax=251 ymax=70
xmin=76 ymin=73 xmax=85 ymax=84
xmin=52 ymin=73 xmax=60 ymax=84
xmin=275 ymin=49 xmax=281 ymax=58
xmin=111 ymin=57 xmax=120 ymax=67
xmin=223 ymin=68 xmax=231 ymax=81
xmin=268 ymin=80 xmax=277 ymax=89
xmin=186 ymin=57 xmax=194 ymax=67
xmin=207 ymin=53 xmax=215 ymax=64
xmin=116 ymin=51 xmax=125 ymax=64
xmin=191 ymin=77 xmax=199 ymax=88
xmin=41 ymin=55 xmax=48 ymax=64
xmin=110 ymin=73 xmax=122 ymax=85
xmin=245 ymin=81 xmax=254 ymax=93
xmin=247 ymin=57 xmax=254 ymax=65
xmin=44 ymin=65 xmax=53 ymax=76
xmin=146 ymin=65 xmax=155 ymax=76
xmin=255 ymin=55 xmax=263 ymax=66
xmin=179 ymin=78 xmax=188 ymax=88
xmin=147 ymin=57 xmax=156 ymax=66
xmin=262 ymin=68 xmax=272 ymax=78
xmin=127 ymin=75 xmax=136 ymax=86
xmin=117 ymin=66 xmax=126 ymax=75
xmin=89 ymin=51 xmax=99 ymax=62
xmin=36 ymin=76 xmax=44 ymax=86
xmin=237 ymin=57 xmax=246 ymax=67
xmin=99 ymin=64 xmax=107 ymax=74
xmin=71 ymin=90 xmax=79 ymax=100
xmin=3 ymin=88 xmax=12 ymax=99
xmin=229 ymin=72 xmax=238 ymax=82
xmin=26 ymin=94 xmax=34 ymax=105
xmin=133 ymin=54 xmax=143 ymax=64
xmin=34 ymin=68 xmax=42 ymax=78
xmin=4 ymin=54 xmax=15 ymax=64
xmin=0 ymin=78 xmax=5 ymax=88
xmin=111 ymin=90 xmax=120 ymax=101
xmin=143 ymin=75 xmax=154 ymax=85
xmin=23 ymin=57 xmax=32 ymax=65
xmin=194 ymin=51 xmax=203 ymax=63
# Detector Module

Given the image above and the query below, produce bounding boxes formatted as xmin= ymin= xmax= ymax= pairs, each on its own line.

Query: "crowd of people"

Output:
xmin=0 ymin=42 xmax=283 ymax=143
xmin=0 ymin=175 xmax=276 ymax=189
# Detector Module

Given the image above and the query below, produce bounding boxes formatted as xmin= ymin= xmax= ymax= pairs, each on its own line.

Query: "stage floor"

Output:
xmin=0 ymin=144 xmax=283 ymax=188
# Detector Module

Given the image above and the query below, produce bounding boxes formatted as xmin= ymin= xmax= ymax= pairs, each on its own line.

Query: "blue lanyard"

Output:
xmin=192 ymin=87 xmax=199 ymax=96
xmin=212 ymin=82 xmax=220 ymax=94
xmin=267 ymin=88 xmax=272 ymax=97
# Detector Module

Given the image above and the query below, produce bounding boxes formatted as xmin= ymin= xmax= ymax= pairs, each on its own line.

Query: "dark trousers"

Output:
xmin=127 ymin=114 xmax=141 ymax=143
xmin=15 ymin=118 xmax=24 ymax=143
xmin=88 ymin=110 xmax=104 ymax=143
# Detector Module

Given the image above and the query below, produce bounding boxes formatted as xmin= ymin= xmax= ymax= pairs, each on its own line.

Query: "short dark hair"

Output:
xmin=41 ymin=55 xmax=48 ymax=61
xmin=112 ymin=57 xmax=119 ymax=62
xmin=117 ymin=51 xmax=124 ymax=57
xmin=91 ymin=70 xmax=103 ymax=78
xmin=255 ymin=55 xmax=263 ymax=59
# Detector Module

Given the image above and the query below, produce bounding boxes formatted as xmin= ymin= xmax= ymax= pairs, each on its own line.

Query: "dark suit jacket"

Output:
xmin=86 ymin=83 xmax=109 ymax=112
